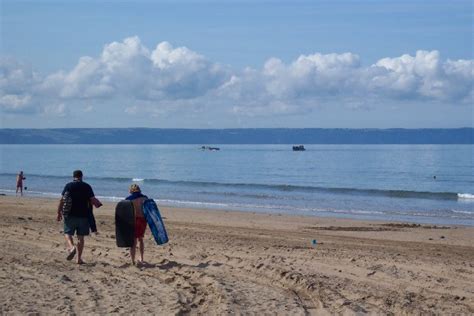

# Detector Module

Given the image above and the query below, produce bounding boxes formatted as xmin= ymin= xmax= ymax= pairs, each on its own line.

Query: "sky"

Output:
xmin=0 ymin=0 xmax=473 ymax=128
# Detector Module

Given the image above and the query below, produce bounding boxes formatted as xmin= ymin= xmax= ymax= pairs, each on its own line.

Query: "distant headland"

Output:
xmin=0 ymin=128 xmax=472 ymax=144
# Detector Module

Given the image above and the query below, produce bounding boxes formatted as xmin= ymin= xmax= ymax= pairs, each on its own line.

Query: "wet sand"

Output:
xmin=0 ymin=196 xmax=473 ymax=314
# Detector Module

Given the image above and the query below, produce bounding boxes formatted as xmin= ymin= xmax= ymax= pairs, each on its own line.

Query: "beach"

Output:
xmin=1 ymin=196 xmax=473 ymax=315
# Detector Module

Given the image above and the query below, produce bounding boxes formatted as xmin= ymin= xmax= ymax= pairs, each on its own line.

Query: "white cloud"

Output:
xmin=0 ymin=58 xmax=37 ymax=92
xmin=232 ymin=99 xmax=312 ymax=117
xmin=369 ymin=50 xmax=473 ymax=101
xmin=0 ymin=94 xmax=31 ymax=110
xmin=149 ymin=41 xmax=230 ymax=99
xmin=222 ymin=50 xmax=473 ymax=115
xmin=1 ymin=37 xmax=473 ymax=119
xmin=40 ymin=56 xmax=114 ymax=99
xmin=262 ymin=52 xmax=361 ymax=98
xmin=39 ymin=36 xmax=229 ymax=101
xmin=42 ymin=103 xmax=68 ymax=117
xmin=0 ymin=58 xmax=37 ymax=113
xmin=124 ymin=105 xmax=138 ymax=114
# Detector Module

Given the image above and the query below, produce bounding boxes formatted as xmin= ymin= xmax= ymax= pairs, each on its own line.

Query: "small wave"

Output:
xmin=458 ymin=193 xmax=474 ymax=200
xmin=143 ymin=179 xmax=461 ymax=201
xmin=95 ymin=195 xmax=124 ymax=202
xmin=0 ymin=172 xmax=465 ymax=201
xmin=450 ymin=209 xmax=474 ymax=214
xmin=158 ymin=199 xmax=230 ymax=208
xmin=0 ymin=189 xmax=16 ymax=193
xmin=24 ymin=190 xmax=61 ymax=197
xmin=329 ymin=209 xmax=385 ymax=215
xmin=197 ymin=190 xmax=275 ymax=200
xmin=0 ymin=172 xmax=139 ymax=183
xmin=0 ymin=189 xmax=61 ymax=198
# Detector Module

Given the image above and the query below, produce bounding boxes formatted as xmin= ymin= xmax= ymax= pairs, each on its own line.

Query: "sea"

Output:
xmin=0 ymin=144 xmax=473 ymax=226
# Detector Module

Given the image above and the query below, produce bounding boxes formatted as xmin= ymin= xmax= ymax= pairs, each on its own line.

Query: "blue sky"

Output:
xmin=1 ymin=0 xmax=473 ymax=128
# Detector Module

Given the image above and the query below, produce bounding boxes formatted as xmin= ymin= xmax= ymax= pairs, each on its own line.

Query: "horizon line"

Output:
xmin=1 ymin=127 xmax=473 ymax=130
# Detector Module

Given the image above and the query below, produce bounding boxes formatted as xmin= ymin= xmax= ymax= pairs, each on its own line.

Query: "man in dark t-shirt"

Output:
xmin=57 ymin=170 xmax=102 ymax=264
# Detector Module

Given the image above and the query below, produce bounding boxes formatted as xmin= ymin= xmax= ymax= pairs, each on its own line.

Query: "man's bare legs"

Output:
xmin=76 ymin=236 xmax=85 ymax=264
xmin=16 ymin=186 xmax=22 ymax=196
xmin=65 ymin=234 xmax=75 ymax=252
xmin=64 ymin=234 xmax=84 ymax=264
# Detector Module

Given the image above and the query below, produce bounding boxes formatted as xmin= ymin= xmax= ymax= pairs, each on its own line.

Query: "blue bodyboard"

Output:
xmin=142 ymin=199 xmax=169 ymax=245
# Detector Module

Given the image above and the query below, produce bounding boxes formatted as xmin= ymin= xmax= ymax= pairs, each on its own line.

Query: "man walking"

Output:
xmin=57 ymin=170 xmax=102 ymax=264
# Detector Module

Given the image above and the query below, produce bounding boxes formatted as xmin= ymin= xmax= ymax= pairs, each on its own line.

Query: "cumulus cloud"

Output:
xmin=220 ymin=50 xmax=472 ymax=115
xmin=367 ymin=50 xmax=474 ymax=101
xmin=40 ymin=56 xmax=114 ymax=99
xmin=0 ymin=94 xmax=31 ymax=110
xmin=42 ymin=103 xmax=68 ymax=117
xmin=0 ymin=58 xmax=37 ymax=112
xmin=39 ymin=36 xmax=229 ymax=101
xmin=1 ymin=36 xmax=473 ymax=118
xmin=150 ymin=41 xmax=229 ymax=99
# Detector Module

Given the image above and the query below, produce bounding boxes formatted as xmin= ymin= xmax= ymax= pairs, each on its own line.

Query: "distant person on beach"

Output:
xmin=126 ymin=183 xmax=148 ymax=265
xmin=57 ymin=170 xmax=102 ymax=264
xmin=16 ymin=171 xmax=26 ymax=196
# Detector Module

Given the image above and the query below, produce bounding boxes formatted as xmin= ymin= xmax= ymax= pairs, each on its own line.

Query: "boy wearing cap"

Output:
xmin=126 ymin=183 xmax=148 ymax=265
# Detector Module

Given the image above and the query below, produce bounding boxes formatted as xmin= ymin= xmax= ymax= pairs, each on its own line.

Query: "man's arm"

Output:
xmin=90 ymin=196 xmax=103 ymax=208
xmin=57 ymin=198 xmax=63 ymax=221
xmin=88 ymin=184 xmax=102 ymax=208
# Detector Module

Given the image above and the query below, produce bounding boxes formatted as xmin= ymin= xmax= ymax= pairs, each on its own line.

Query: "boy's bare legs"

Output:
xmin=130 ymin=239 xmax=137 ymax=265
xmin=76 ymin=236 xmax=85 ymax=264
xmin=138 ymin=238 xmax=144 ymax=263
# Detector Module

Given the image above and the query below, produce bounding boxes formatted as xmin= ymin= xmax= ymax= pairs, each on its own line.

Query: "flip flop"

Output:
xmin=66 ymin=247 xmax=76 ymax=261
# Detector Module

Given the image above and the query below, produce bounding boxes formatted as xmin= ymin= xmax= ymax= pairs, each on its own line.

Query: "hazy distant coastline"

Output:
xmin=0 ymin=128 xmax=472 ymax=144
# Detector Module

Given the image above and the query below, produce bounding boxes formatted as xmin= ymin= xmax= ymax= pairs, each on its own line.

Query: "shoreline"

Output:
xmin=2 ymin=191 xmax=473 ymax=227
xmin=1 ymin=195 xmax=473 ymax=314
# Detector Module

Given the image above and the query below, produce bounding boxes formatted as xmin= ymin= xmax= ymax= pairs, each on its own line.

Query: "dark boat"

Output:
xmin=292 ymin=145 xmax=305 ymax=151
xmin=201 ymin=146 xmax=220 ymax=151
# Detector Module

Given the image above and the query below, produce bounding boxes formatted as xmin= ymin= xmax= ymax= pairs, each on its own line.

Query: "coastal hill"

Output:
xmin=0 ymin=128 xmax=472 ymax=144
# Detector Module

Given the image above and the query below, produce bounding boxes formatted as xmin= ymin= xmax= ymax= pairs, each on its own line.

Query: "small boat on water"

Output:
xmin=292 ymin=145 xmax=305 ymax=151
xmin=201 ymin=146 xmax=220 ymax=151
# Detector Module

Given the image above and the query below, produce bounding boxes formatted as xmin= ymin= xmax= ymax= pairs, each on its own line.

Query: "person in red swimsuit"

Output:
xmin=125 ymin=184 xmax=148 ymax=265
xmin=16 ymin=171 xmax=26 ymax=196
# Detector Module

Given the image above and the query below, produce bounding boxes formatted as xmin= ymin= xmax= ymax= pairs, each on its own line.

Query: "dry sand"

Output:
xmin=0 ymin=195 xmax=473 ymax=315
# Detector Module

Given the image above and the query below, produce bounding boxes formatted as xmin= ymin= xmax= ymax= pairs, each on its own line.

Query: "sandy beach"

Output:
xmin=0 ymin=195 xmax=473 ymax=315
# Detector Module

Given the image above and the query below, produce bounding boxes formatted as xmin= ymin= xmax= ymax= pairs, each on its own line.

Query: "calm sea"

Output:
xmin=0 ymin=144 xmax=473 ymax=226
